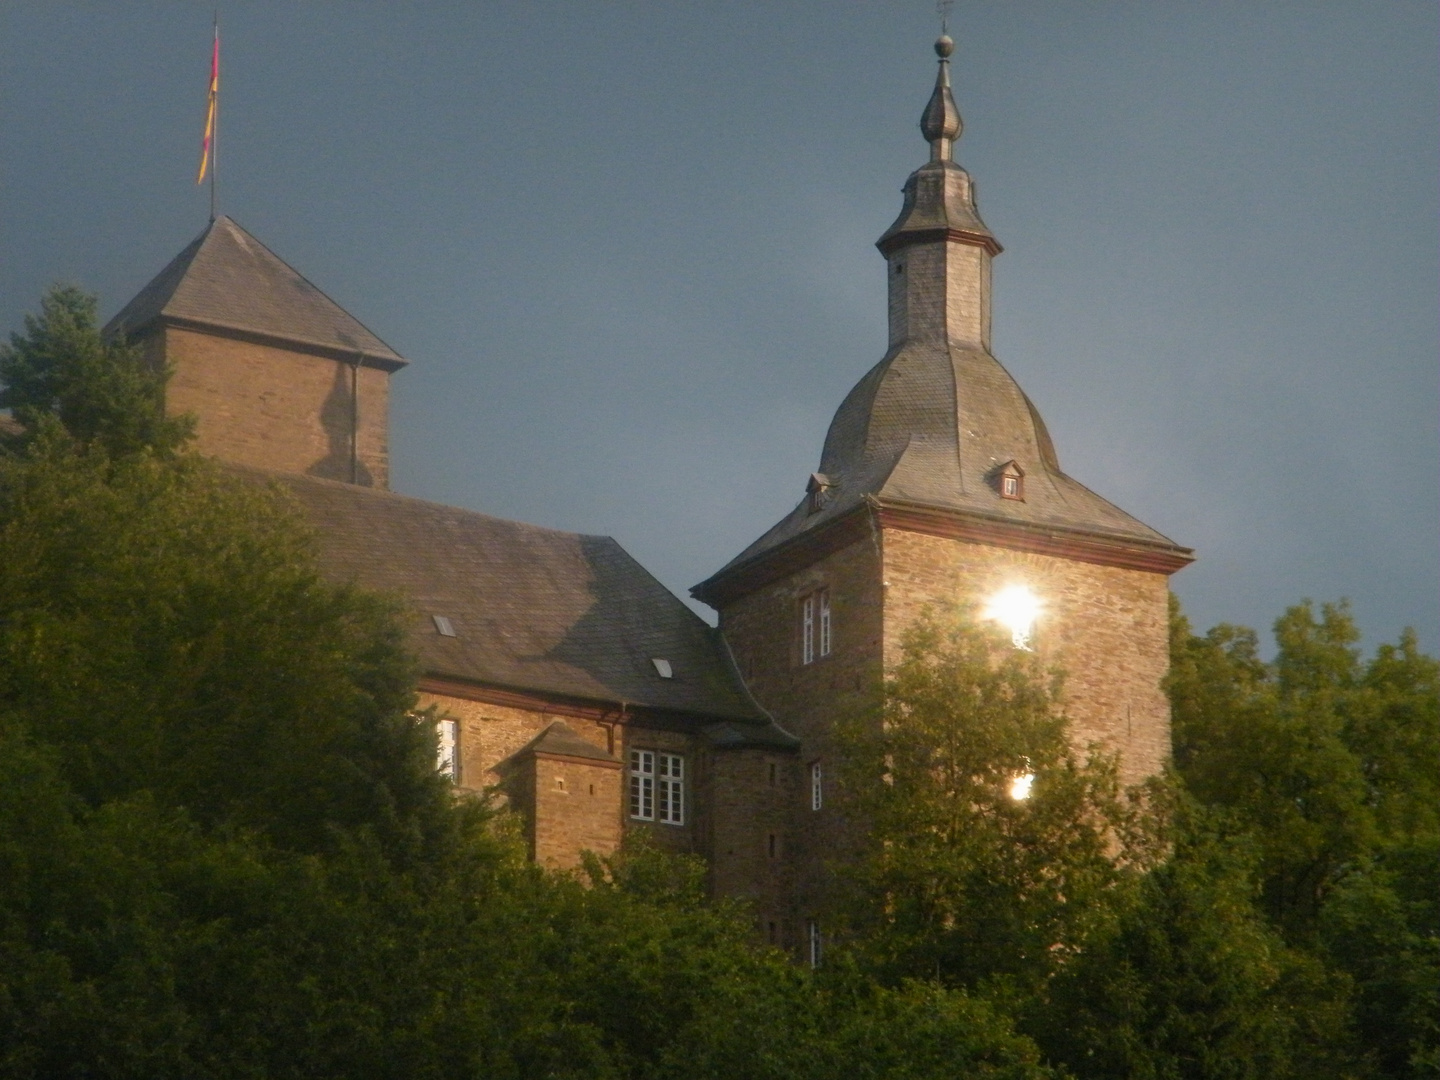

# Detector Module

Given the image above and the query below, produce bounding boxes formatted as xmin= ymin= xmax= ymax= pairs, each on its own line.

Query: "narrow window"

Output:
xmin=807 ymin=919 xmax=822 ymax=969
xmin=801 ymin=594 xmax=815 ymax=665
xmin=768 ymin=832 xmax=777 ymax=858
xmin=629 ymin=750 xmax=654 ymax=820
xmin=436 ymin=718 xmax=459 ymax=781
xmin=767 ymin=921 xmax=778 ymax=945
xmin=768 ymin=762 xmax=777 ymax=786
xmin=811 ymin=761 xmax=823 ymax=811
xmin=657 ymin=753 xmax=685 ymax=825
xmin=818 ymin=589 xmax=832 ymax=657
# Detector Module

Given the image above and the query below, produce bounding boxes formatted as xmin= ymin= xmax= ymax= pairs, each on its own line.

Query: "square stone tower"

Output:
xmin=693 ymin=35 xmax=1193 ymax=942
xmin=104 ymin=216 xmax=405 ymax=488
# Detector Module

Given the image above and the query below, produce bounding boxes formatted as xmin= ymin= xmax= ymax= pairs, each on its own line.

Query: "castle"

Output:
xmin=103 ymin=36 xmax=1192 ymax=956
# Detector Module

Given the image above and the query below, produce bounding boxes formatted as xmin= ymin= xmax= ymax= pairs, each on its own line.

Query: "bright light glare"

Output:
xmin=983 ymin=585 xmax=1041 ymax=650
xmin=1009 ymin=773 xmax=1034 ymax=801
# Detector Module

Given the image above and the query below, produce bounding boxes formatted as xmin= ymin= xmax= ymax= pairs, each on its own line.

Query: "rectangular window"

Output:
xmin=657 ymin=753 xmax=685 ymax=825
xmin=800 ymin=587 xmax=831 ymax=665
xmin=801 ymin=594 xmax=815 ymax=665
xmin=811 ymin=761 xmax=823 ymax=811
xmin=807 ymin=919 xmax=822 ymax=969
xmin=437 ymin=718 xmax=458 ymax=781
xmin=629 ymin=750 xmax=654 ymax=820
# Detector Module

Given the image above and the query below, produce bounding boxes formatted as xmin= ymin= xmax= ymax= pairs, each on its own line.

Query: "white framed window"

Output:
xmin=801 ymin=594 xmax=815 ymax=664
xmin=811 ymin=761 xmax=823 ymax=811
xmin=807 ymin=919 xmax=822 ymax=968
xmin=629 ymin=750 xmax=654 ymax=820
xmin=657 ymin=753 xmax=685 ymax=825
xmin=800 ymin=587 xmax=831 ymax=665
xmin=437 ymin=718 xmax=459 ymax=781
xmin=631 ymin=750 xmax=684 ymax=825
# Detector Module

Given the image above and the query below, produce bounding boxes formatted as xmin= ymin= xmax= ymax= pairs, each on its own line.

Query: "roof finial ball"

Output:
xmin=920 ymin=29 xmax=963 ymax=161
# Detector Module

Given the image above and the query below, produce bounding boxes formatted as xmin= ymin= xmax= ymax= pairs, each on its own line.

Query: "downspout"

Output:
xmin=350 ymin=352 xmax=363 ymax=484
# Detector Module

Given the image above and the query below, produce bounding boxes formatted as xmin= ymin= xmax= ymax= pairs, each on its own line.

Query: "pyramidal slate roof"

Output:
xmin=245 ymin=468 xmax=770 ymax=727
xmin=103 ymin=216 xmax=405 ymax=369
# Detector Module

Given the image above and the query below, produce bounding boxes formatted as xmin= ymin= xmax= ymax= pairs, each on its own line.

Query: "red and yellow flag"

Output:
xmin=196 ymin=23 xmax=219 ymax=184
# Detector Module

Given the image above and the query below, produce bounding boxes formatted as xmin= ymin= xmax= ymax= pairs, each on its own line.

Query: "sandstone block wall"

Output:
xmin=706 ymin=749 xmax=798 ymax=946
xmin=717 ymin=536 xmax=885 ymax=925
xmin=881 ymin=529 xmax=1173 ymax=786
xmin=419 ymin=691 xmax=713 ymax=869
xmin=529 ymin=754 xmax=623 ymax=870
xmin=159 ymin=327 xmax=391 ymax=488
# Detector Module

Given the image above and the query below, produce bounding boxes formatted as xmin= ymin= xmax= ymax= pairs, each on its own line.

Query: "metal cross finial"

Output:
xmin=937 ymin=0 xmax=954 ymax=36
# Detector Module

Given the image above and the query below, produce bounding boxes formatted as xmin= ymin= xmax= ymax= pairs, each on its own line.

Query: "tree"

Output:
xmin=1044 ymin=795 xmax=1360 ymax=1079
xmin=1168 ymin=596 xmax=1440 ymax=1077
xmin=0 ymin=285 xmax=192 ymax=458
xmin=831 ymin=605 xmax=1150 ymax=998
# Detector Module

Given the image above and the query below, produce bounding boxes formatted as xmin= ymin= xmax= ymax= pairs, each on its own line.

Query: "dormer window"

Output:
xmin=805 ymin=473 xmax=833 ymax=515
xmin=995 ymin=461 xmax=1025 ymax=501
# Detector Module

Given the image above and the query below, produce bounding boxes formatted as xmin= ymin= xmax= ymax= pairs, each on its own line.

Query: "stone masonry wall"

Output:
xmin=160 ymin=327 xmax=391 ymax=488
xmin=716 ymin=535 xmax=886 ymax=931
xmin=530 ymin=754 xmax=623 ymax=870
xmin=706 ymin=748 xmax=798 ymax=947
xmin=881 ymin=529 xmax=1173 ymax=787
xmin=419 ymin=691 xmax=710 ymax=869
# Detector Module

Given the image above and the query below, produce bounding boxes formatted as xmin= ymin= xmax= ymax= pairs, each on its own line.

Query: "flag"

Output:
xmin=197 ymin=22 xmax=218 ymax=184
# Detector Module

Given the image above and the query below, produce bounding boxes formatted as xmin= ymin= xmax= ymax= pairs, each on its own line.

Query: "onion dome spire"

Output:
xmin=921 ymin=34 xmax=962 ymax=162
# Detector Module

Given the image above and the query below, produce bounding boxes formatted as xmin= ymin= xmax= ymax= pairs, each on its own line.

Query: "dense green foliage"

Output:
xmin=1 ymin=287 xmax=1433 ymax=1076
xmin=833 ymin=609 xmax=1149 ymax=998
xmin=0 ymin=285 xmax=192 ymax=458
xmin=829 ymin=600 xmax=1437 ymax=1078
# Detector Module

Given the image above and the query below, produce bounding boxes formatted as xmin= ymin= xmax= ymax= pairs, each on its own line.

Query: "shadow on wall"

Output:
xmin=308 ymin=359 xmax=372 ymax=487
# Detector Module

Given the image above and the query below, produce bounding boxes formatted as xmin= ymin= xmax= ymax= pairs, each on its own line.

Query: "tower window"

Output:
xmin=805 ymin=472 xmax=832 ymax=515
xmin=800 ymin=588 xmax=832 ymax=665
xmin=994 ymin=460 xmax=1026 ymax=501
xmin=811 ymin=761 xmax=823 ymax=811
xmin=807 ymin=919 xmax=823 ymax=968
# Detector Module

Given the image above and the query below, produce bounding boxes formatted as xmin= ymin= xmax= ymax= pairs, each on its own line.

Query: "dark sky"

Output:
xmin=3 ymin=3 xmax=1435 ymax=655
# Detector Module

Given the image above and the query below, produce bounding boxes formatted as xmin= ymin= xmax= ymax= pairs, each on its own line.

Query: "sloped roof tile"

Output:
xmin=252 ymin=469 xmax=766 ymax=724
xmin=104 ymin=216 xmax=405 ymax=368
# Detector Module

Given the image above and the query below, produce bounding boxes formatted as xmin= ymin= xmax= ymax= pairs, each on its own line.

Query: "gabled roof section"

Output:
xmin=103 ymin=216 xmax=406 ymax=370
xmin=248 ymin=468 xmax=766 ymax=724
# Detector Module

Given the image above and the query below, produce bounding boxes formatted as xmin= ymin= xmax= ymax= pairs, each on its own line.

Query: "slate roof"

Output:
xmin=103 ymin=216 xmax=406 ymax=370
xmin=521 ymin=720 xmax=620 ymax=763
xmin=706 ymin=342 xmax=1191 ymax=584
xmin=695 ymin=52 xmax=1190 ymax=595
xmin=252 ymin=469 xmax=769 ymax=725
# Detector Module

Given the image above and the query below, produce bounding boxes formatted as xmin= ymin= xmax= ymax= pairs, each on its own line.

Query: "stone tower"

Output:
xmin=693 ymin=36 xmax=1193 ymax=940
xmin=104 ymin=215 xmax=405 ymax=488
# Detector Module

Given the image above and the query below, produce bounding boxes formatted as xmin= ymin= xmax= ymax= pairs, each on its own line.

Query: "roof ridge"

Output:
xmin=231 ymin=464 xmax=619 ymax=545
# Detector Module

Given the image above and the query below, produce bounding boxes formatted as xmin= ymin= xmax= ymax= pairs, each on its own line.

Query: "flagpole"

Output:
xmin=210 ymin=14 xmax=218 ymax=221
